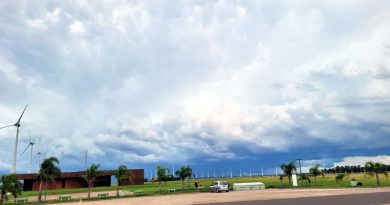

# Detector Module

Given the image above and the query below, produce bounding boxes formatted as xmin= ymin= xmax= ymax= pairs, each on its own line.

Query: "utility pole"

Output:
xmin=261 ymin=167 xmax=264 ymax=177
xmin=187 ymin=165 xmax=191 ymax=191
xmin=85 ymin=149 xmax=88 ymax=170
xmin=250 ymin=168 xmax=252 ymax=177
xmin=296 ymin=159 xmax=303 ymax=179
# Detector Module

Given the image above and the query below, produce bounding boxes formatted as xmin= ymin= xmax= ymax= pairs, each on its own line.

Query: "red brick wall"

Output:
xmin=19 ymin=169 xmax=144 ymax=190
xmin=31 ymin=180 xmax=61 ymax=190
xmin=64 ymin=178 xmax=88 ymax=189
xmin=119 ymin=169 xmax=144 ymax=185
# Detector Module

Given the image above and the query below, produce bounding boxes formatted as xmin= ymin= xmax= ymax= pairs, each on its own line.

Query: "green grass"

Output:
xmin=5 ymin=173 xmax=388 ymax=204
xmin=17 ymin=173 xmax=390 ymax=199
xmin=19 ymin=186 xmax=118 ymax=197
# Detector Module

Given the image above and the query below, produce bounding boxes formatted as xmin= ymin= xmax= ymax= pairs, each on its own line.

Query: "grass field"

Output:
xmin=18 ymin=173 xmax=390 ymax=198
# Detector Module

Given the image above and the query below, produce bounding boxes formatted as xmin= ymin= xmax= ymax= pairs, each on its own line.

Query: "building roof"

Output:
xmin=16 ymin=169 xmax=143 ymax=180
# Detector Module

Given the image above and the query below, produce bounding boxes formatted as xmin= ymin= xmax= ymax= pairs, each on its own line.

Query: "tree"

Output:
xmin=298 ymin=174 xmax=311 ymax=185
xmin=83 ymin=164 xmax=100 ymax=199
xmin=309 ymin=164 xmax=324 ymax=185
xmin=0 ymin=174 xmax=22 ymax=205
xmin=280 ymin=161 xmax=297 ymax=186
xmin=335 ymin=173 xmax=349 ymax=184
xmin=38 ymin=157 xmax=61 ymax=201
xmin=113 ymin=165 xmax=132 ymax=197
xmin=156 ymin=166 xmax=168 ymax=192
xmin=365 ymin=161 xmax=388 ymax=186
xmin=175 ymin=166 xmax=192 ymax=191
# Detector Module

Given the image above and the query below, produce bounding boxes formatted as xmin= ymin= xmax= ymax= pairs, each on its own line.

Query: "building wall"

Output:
xmin=64 ymin=178 xmax=88 ymax=189
xmin=19 ymin=169 xmax=144 ymax=191
xmin=120 ymin=169 xmax=145 ymax=185
xmin=27 ymin=179 xmax=62 ymax=191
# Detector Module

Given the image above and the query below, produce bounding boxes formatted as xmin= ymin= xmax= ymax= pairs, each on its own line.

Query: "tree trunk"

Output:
xmin=88 ymin=182 xmax=91 ymax=198
xmin=116 ymin=183 xmax=119 ymax=197
xmin=376 ymin=173 xmax=380 ymax=186
xmin=188 ymin=176 xmax=190 ymax=191
xmin=0 ymin=193 xmax=4 ymax=205
xmin=38 ymin=179 xmax=43 ymax=201
xmin=158 ymin=181 xmax=162 ymax=192
xmin=44 ymin=180 xmax=48 ymax=201
xmin=181 ymin=179 xmax=184 ymax=191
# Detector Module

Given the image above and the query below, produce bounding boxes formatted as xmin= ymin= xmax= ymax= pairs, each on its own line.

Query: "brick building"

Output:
xmin=16 ymin=169 xmax=144 ymax=191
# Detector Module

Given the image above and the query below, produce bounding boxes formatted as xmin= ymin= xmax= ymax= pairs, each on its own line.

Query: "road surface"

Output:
xmin=207 ymin=191 xmax=390 ymax=205
xmin=62 ymin=187 xmax=390 ymax=205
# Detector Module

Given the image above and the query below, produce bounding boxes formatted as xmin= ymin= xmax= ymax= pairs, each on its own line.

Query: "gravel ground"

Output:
xmin=57 ymin=187 xmax=390 ymax=205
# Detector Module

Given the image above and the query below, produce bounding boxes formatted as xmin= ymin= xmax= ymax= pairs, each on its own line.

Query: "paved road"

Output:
xmin=63 ymin=188 xmax=390 ymax=205
xmin=207 ymin=191 xmax=390 ymax=205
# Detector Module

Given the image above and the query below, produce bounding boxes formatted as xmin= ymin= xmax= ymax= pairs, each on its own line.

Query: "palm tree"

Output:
xmin=309 ymin=164 xmax=324 ymax=185
xmin=38 ymin=157 xmax=61 ymax=201
xmin=113 ymin=165 xmax=132 ymax=197
xmin=365 ymin=161 xmax=388 ymax=186
xmin=175 ymin=166 xmax=192 ymax=191
xmin=280 ymin=161 xmax=297 ymax=186
xmin=0 ymin=174 xmax=22 ymax=205
xmin=83 ymin=163 xmax=100 ymax=198
xmin=156 ymin=166 xmax=169 ymax=192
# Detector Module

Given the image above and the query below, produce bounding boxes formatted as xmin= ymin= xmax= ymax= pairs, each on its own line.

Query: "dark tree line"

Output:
xmin=323 ymin=164 xmax=390 ymax=174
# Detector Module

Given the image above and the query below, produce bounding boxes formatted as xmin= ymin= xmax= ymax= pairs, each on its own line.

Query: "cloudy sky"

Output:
xmin=1 ymin=0 xmax=390 ymax=176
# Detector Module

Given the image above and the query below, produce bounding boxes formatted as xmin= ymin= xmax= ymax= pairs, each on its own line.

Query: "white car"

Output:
xmin=210 ymin=181 xmax=229 ymax=192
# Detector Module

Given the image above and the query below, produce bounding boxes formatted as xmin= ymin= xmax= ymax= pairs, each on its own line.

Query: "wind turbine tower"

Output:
xmin=21 ymin=140 xmax=35 ymax=173
xmin=0 ymin=104 xmax=28 ymax=173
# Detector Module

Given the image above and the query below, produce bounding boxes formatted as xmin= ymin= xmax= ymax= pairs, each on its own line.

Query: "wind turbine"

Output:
xmin=20 ymin=133 xmax=35 ymax=174
xmin=0 ymin=104 xmax=28 ymax=173
xmin=33 ymin=151 xmax=42 ymax=171
xmin=32 ymin=137 xmax=42 ymax=172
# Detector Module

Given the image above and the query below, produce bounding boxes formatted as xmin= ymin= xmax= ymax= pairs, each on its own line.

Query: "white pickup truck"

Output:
xmin=210 ymin=181 xmax=229 ymax=192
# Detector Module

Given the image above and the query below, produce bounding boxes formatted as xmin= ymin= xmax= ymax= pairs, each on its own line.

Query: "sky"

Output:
xmin=0 ymin=0 xmax=390 ymax=176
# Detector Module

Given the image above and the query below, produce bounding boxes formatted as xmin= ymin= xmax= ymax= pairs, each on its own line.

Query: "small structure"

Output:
xmin=16 ymin=169 xmax=144 ymax=191
xmin=292 ymin=174 xmax=298 ymax=187
xmin=232 ymin=182 xmax=265 ymax=191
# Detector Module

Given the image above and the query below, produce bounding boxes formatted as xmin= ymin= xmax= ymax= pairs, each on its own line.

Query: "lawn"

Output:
xmin=18 ymin=173 xmax=390 ymax=198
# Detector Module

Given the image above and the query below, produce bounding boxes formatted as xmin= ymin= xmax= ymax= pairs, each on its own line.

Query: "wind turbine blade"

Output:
xmin=20 ymin=144 xmax=31 ymax=156
xmin=0 ymin=124 xmax=14 ymax=130
xmin=16 ymin=104 xmax=28 ymax=125
xmin=33 ymin=152 xmax=40 ymax=160
xmin=19 ymin=128 xmax=24 ymax=140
